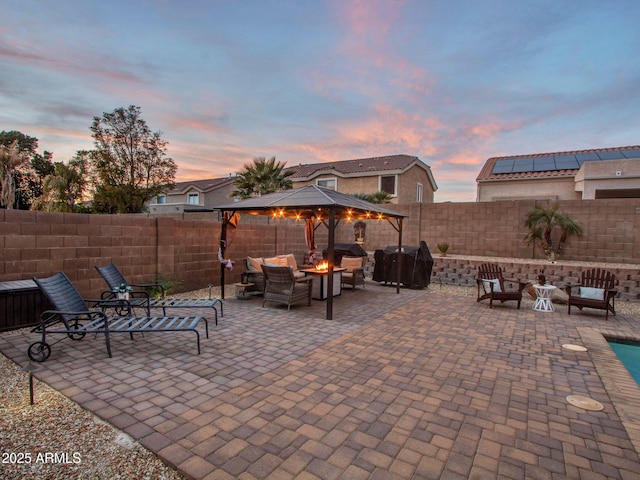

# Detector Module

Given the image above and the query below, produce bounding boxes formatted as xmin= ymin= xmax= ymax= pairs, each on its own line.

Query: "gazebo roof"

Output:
xmin=213 ymin=185 xmax=407 ymax=220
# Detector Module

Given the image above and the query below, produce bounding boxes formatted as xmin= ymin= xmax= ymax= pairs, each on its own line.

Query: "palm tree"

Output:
xmin=0 ymin=141 xmax=27 ymax=209
xmin=230 ymin=157 xmax=293 ymax=199
xmin=524 ymin=203 xmax=583 ymax=262
xmin=351 ymin=191 xmax=393 ymax=204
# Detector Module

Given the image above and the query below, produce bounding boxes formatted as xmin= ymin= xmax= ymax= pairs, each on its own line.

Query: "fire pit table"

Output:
xmin=300 ymin=267 xmax=346 ymax=300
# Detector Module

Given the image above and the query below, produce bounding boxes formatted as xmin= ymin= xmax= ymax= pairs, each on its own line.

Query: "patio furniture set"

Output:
xmin=27 ymin=264 xmax=221 ymax=362
xmin=22 ymin=258 xmax=618 ymax=363
xmin=239 ymin=254 xmax=367 ymax=308
xmin=476 ymin=263 xmax=617 ymax=319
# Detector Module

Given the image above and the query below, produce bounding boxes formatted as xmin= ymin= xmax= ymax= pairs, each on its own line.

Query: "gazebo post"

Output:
xmin=327 ymin=207 xmax=335 ymax=320
xmin=220 ymin=216 xmax=226 ymax=299
xmin=396 ymin=217 xmax=403 ymax=294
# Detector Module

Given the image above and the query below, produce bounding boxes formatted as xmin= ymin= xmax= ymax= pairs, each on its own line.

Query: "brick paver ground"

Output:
xmin=1 ymin=282 xmax=640 ymax=479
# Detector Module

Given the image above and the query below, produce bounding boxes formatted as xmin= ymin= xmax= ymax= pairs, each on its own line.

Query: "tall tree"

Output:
xmin=34 ymin=151 xmax=89 ymax=212
xmin=16 ymin=151 xmax=55 ymax=210
xmin=90 ymin=105 xmax=177 ymax=213
xmin=0 ymin=141 xmax=27 ymax=209
xmin=524 ymin=203 xmax=583 ymax=262
xmin=230 ymin=157 xmax=293 ymax=199
xmin=0 ymin=131 xmax=40 ymax=209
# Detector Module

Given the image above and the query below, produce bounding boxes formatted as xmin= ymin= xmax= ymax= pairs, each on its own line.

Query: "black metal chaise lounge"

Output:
xmin=95 ymin=263 xmax=222 ymax=324
xmin=28 ymin=272 xmax=208 ymax=362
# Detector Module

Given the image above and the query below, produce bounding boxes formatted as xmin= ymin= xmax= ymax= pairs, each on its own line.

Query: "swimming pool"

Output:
xmin=608 ymin=338 xmax=640 ymax=386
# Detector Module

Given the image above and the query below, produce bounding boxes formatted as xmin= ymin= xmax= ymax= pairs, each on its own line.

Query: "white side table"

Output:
xmin=533 ymin=284 xmax=556 ymax=312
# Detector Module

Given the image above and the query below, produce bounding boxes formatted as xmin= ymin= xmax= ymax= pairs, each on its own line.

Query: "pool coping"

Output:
xmin=579 ymin=326 xmax=640 ymax=457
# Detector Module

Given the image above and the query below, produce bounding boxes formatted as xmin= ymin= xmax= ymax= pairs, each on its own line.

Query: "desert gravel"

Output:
xmin=1 ymin=284 xmax=638 ymax=479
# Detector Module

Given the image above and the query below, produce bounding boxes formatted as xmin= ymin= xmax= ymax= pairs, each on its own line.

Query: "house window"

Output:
xmin=379 ymin=175 xmax=397 ymax=196
xmin=416 ymin=183 xmax=423 ymax=203
xmin=188 ymin=193 xmax=199 ymax=205
xmin=156 ymin=195 xmax=166 ymax=204
xmin=316 ymin=178 xmax=337 ymax=190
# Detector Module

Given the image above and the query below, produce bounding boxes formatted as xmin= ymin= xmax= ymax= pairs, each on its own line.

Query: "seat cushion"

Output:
xmin=579 ymin=286 xmax=605 ymax=301
xmin=264 ymin=256 xmax=290 ymax=267
xmin=482 ymin=279 xmax=502 ymax=294
xmin=247 ymin=256 xmax=264 ymax=272
xmin=341 ymin=257 xmax=363 ymax=273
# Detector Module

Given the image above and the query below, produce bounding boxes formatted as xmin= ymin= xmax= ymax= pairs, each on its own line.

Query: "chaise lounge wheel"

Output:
xmin=28 ymin=342 xmax=51 ymax=362
xmin=115 ymin=306 xmax=130 ymax=316
xmin=67 ymin=324 xmax=86 ymax=340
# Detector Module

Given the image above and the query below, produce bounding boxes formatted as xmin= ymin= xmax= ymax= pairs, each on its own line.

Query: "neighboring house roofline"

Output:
xmin=289 ymin=154 xmax=437 ymax=191
xmin=166 ymin=176 xmax=236 ymax=195
xmin=477 ymin=145 xmax=640 ymax=182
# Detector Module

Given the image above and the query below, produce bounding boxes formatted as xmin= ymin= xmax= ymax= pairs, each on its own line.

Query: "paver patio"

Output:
xmin=1 ymin=282 xmax=639 ymax=479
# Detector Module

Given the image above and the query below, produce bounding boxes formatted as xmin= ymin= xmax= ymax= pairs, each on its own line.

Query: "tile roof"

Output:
xmin=288 ymin=154 xmax=425 ymax=179
xmin=170 ymin=176 xmax=235 ymax=194
xmin=477 ymin=145 xmax=640 ymax=182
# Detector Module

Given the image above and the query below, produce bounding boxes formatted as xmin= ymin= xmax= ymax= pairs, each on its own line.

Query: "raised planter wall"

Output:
xmin=430 ymin=255 xmax=640 ymax=302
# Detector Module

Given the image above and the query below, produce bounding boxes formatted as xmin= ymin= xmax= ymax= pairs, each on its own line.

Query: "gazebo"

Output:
xmin=214 ymin=185 xmax=408 ymax=320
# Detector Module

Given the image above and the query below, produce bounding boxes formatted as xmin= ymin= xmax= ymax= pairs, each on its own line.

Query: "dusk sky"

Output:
xmin=2 ymin=1 xmax=639 ymax=202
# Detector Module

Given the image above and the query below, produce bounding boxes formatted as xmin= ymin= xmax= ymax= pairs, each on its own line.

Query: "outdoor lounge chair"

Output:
xmin=340 ymin=256 xmax=366 ymax=289
xmin=29 ymin=272 xmax=208 ymax=362
xmin=95 ymin=263 xmax=222 ymax=323
xmin=565 ymin=268 xmax=617 ymax=320
xmin=261 ymin=264 xmax=312 ymax=310
xmin=476 ymin=263 xmax=526 ymax=309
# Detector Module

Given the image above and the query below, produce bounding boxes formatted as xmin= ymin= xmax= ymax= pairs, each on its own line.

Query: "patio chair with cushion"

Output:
xmin=242 ymin=254 xmax=306 ymax=295
xmin=340 ymin=256 xmax=366 ymax=289
xmin=476 ymin=263 xmax=526 ymax=309
xmin=565 ymin=268 xmax=617 ymax=320
xmin=29 ymin=272 xmax=208 ymax=362
xmin=261 ymin=264 xmax=312 ymax=310
xmin=96 ymin=263 xmax=221 ymax=323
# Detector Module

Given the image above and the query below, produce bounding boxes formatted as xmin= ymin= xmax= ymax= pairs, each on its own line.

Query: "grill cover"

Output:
xmin=372 ymin=241 xmax=433 ymax=289
xmin=323 ymin=243 xmax=368 ymax=266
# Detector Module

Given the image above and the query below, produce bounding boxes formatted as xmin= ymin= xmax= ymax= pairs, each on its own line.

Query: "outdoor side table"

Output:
xmin=234 ymin=282 xmax=255 ymax=300
xmin=533 ymin=284 xmax=556 ymax=312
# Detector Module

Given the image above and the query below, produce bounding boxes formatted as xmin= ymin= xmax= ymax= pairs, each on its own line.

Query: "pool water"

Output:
xmin=608 ymin=339 xmax=640 ymax=386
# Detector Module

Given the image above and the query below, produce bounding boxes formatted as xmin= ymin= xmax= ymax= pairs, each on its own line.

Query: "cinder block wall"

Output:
xmin=2 ymin=197 xmax=639 ymax=299
xmin=334 ymin=198 xmax=640 ymax=264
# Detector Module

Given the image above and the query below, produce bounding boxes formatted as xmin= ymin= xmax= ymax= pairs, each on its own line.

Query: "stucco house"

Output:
xmin=476 ymin=145 xmax=640 ymax=202
xmin=288 ymin=154 xmax=437 ymax=204
xmin=147 ymin=176 xmax=236 ymax=213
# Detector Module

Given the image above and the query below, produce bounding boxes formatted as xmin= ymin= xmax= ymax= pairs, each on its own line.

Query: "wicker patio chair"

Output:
xmin=340 ymin=256 xmax=366 ymax=289
xmin=261 ymin=265 xmax=312 ymax=310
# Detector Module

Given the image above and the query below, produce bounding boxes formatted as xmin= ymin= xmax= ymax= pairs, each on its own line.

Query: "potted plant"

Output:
xmin=524 ymin=203 xmax=583 ymax=263
xmin=116 ymin=283 xmax=132 ymax=300
xmin=437 ymin=242 xmax=450 ymax=257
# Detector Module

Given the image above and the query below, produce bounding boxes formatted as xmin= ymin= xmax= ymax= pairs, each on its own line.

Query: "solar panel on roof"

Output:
xmin=489 ymin=148 xmax=639 ymax=176
xmin=621 ymin=149 xmax=640 ymax=159
xmin=554 ymin=155 xmax=579 ymax=169
xmin=491 ymin=160 xmax=514 ymax=174
xmin=511 ymin=158 xmax=534 ymax=173
xmin=597 ymin=151 xmax=625 ymax=160
xmin=575 ymin=153 xmax=600 ymax=163
xmin=533 ymin=158 xmax=556 ymax=172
